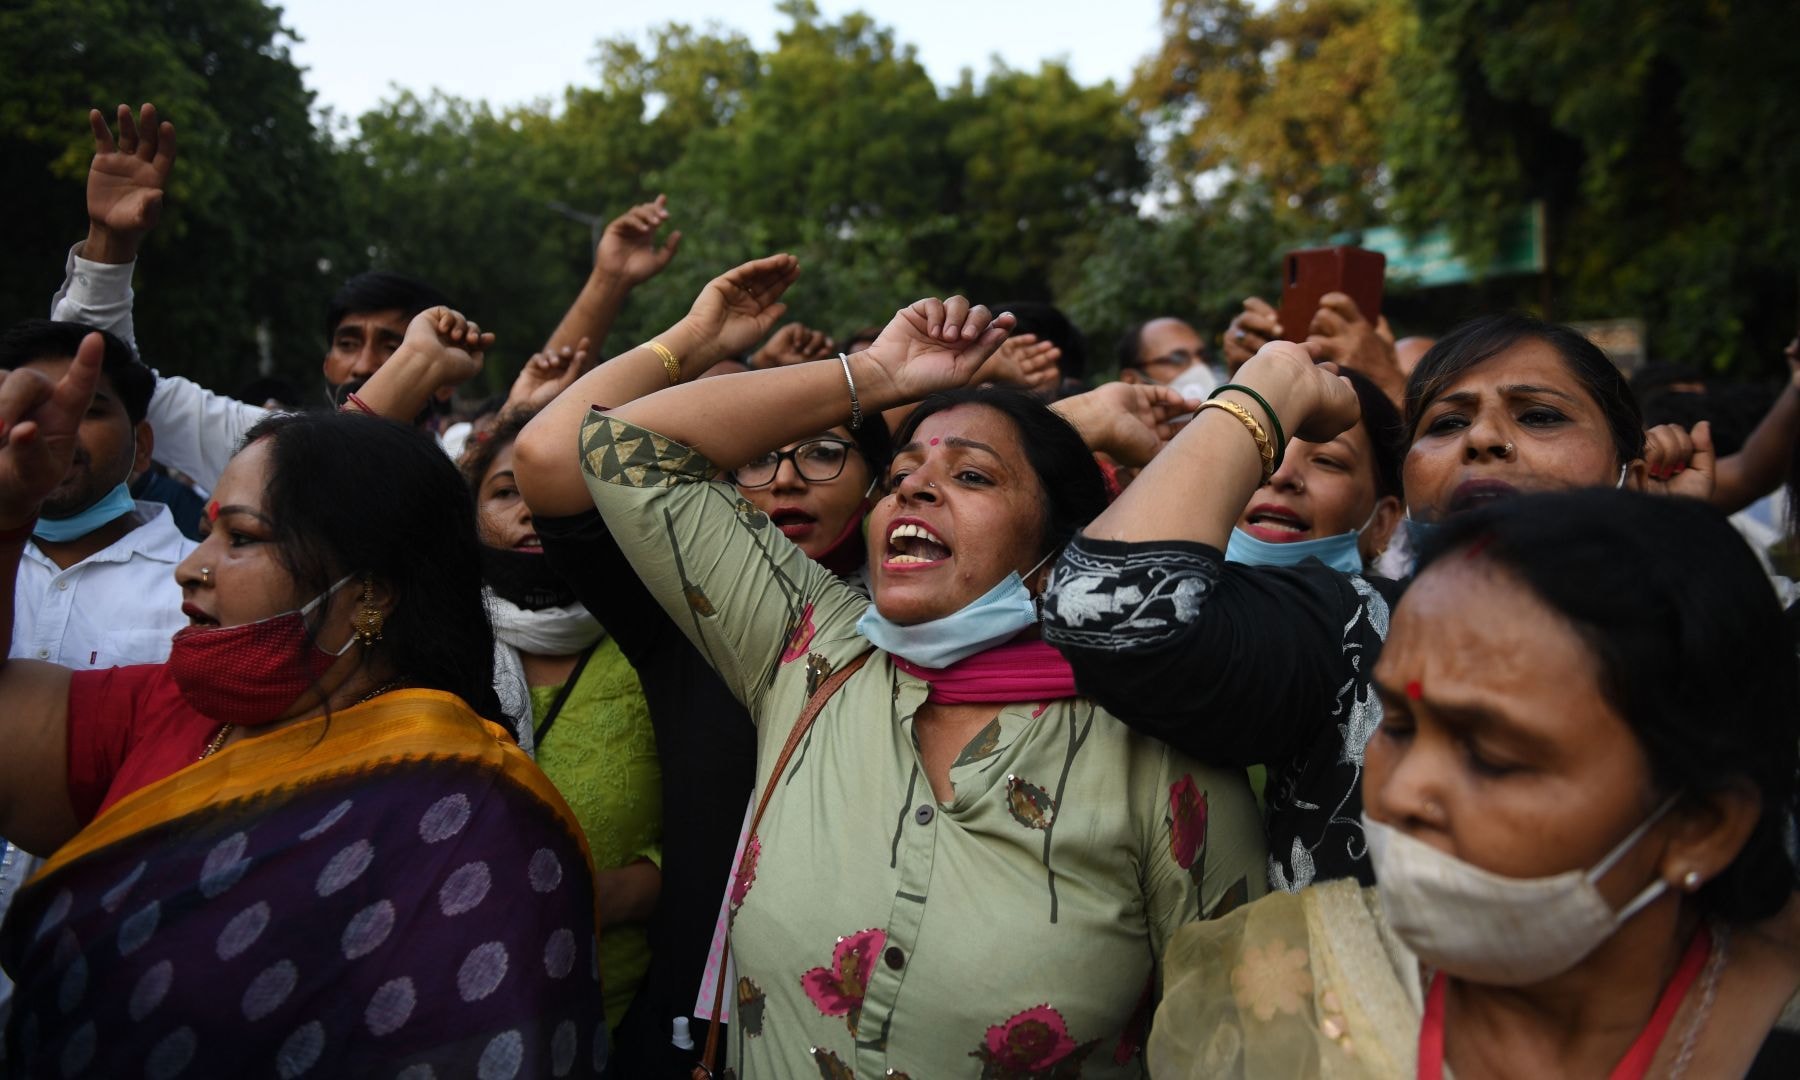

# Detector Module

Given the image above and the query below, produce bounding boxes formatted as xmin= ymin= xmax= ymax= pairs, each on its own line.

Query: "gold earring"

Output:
xmin=351 ymin=577 xmax=384 ymax=646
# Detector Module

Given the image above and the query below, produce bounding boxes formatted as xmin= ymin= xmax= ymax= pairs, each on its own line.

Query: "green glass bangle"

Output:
xmin=1210 ymin=384 xmax=1286 ymax=473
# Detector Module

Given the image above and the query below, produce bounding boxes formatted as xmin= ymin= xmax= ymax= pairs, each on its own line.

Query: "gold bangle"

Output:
xmin=1195 ymin=399 xmax=1275 ymax=485
xmin=647 ymin=340 xmax=680 ymax=385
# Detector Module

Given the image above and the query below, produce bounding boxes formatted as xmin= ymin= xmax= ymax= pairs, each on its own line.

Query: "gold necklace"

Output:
xmin=197 ymin=679 xmax=405 ymax=762
xmin=199 ymin=723 xmax=233 ymax=760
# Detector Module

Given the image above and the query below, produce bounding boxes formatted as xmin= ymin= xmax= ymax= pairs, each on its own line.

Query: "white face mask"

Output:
xmin=1363 ymin=797 xmax=1677 ymax=986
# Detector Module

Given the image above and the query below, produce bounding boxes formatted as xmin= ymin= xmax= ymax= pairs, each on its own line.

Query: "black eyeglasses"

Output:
xmin=733 ymin=438 xmax=860 ymax=488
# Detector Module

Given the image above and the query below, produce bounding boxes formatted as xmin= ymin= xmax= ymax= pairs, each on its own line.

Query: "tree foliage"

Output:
xmin=3 ymin=0 xmax=1794 ymax=394
xmin=1385 ymin=0 xmax=1800 ymax=370
xmin=0 ymin=0 xmax=354 ymax=389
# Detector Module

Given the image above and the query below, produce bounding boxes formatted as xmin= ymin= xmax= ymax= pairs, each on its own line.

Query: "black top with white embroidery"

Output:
xmin=1042 ymin=534 xmax=1403 ymax=891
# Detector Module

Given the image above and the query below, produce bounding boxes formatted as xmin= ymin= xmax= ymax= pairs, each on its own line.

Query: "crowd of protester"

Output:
xmin=0 ymin=101 xmax=1796 ymax=1078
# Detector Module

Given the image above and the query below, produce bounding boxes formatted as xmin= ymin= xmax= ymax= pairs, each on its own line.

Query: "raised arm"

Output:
xmin=50 ymin=102 xmax=267 ymax=490
xmin=541 ymin=194 xmax=681 ymax=360
xmin=607 ymin=293 xmax=1016 ymax=468
xmin=348 ymin=307 xmax=494 ymax=423
xmin=515 ymin=254 xmax=802 ymax=517
xmin=1080 ymin=342 xmax=1357 ymax=548
xmin=0 ymin=336 xmax=100 ymax=854
xmin=1709 ymin=340 xmax=1800 ymax=513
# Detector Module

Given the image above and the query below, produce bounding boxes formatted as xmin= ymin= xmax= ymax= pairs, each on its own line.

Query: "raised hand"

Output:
xmin=752 ymin=323 xmax=836 ymax=368
xmin=404 ymin=306 xmax=494 ymax=389
xmin=0 ymin=333 xmax=104 ymax=525
xmin=1234 ymin=340 xmax=1361 ymax=444
xmin=1306 ymin=292 xmax=1403 ymax=402
xmin=595 ymin=194 xmax=681 ymax=287
xmin=86 ymin=104 xmax=176 ymax=262
xmin=683 ymin=254 xmax=802 ymax=358
xmin=1053 ymin=382 xmax=1189 ymax=468
xmin=1639 ymin=421 xmax=1716 ymax=501
xmin=1223 ymin=297 xmax=1282 ymax=372
xmin=861 ymin=297 xmax=1017 ymax=402
xmin=974 ymin=333 xmax=1061 ymax=394
xmin=505 ymin=337 xmax=593 ymax=412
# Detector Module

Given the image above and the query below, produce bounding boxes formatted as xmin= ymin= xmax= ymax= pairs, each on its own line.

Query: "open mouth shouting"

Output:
xmin=1242 ymin=502 xmax=1312 ymax=543
xmin=885 ymin=518 xmax=952 ymax=569
xmin=513 ymin=533 xmax=544 ymax=553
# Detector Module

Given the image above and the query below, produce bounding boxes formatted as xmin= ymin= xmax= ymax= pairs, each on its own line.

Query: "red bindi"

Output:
xmin=205 ymin=500 xmax=220 ymax=523
xmin=929 ymin=437 xmax=941 ymax=446
xmin=1405 ymin=680 xmax=1423 ymax=701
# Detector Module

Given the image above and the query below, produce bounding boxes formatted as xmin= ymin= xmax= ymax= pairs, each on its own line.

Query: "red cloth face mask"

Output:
xmin=166 ymin=576 xmax=356 ymax=727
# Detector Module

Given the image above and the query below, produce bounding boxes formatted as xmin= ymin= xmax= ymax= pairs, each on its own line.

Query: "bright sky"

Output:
xmin=280 ymin=0 xmax=1165 ymax=121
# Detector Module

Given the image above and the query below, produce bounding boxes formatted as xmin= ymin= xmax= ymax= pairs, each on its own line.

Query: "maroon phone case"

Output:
xmin=1275 ymin=246 xmax=1387 ymax=342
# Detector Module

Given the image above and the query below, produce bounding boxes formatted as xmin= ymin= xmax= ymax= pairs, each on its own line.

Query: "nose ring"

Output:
xmin=1498 ymin=442 xmax=1514 ymax=458
xmin=927 ymin=481 xmax=937 ymax=489
xmin=199 ymin=567 xmax=213 ymax=585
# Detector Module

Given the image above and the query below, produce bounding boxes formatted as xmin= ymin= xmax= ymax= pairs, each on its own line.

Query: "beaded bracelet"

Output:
xmin=1209 ymin=383 xmax=1287 ymax=474
xmin=1195 ymin=399 xmax=1275 ymax=485
xmin=647 ymin=341 xmax=681 ymax=386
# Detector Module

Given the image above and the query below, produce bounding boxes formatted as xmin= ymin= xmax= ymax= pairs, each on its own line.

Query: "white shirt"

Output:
xmin=51 ymin=244 xmax=473 ymax=490
xmin=10 ymin=502 xmax=195 ymax=668
xmin=51 ymin=245 xmax=269 ymax=492
xmin=0 ymin=840 xmax=41 ymax=1012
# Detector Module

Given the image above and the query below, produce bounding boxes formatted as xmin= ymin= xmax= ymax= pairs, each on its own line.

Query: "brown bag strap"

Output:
xmin=694 ymin=648 xmax=873 ymax=1079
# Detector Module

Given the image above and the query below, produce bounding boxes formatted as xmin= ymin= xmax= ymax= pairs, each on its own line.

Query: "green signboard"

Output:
xmin=1337 ymin=202 xmax=1545 ymax=288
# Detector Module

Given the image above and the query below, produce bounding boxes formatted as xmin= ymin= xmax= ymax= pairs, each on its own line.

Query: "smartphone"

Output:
xmin=1275 ymin=246 xmax=1387 ymax=342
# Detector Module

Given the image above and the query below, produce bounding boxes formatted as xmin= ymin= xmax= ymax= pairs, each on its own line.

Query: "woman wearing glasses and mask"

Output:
xmin=511 ymin=256 xmax=890 ymax=1075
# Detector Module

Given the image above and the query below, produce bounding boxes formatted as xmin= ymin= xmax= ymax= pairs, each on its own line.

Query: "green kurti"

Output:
xmin=530 ymin=635 xmax=661 ymax=1029
xmin=581 ymin=412 xmax=1267 ymax=1079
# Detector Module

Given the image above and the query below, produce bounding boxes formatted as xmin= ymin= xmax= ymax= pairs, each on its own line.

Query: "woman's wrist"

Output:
xmin=1230 ymin=354 xmax=1319 ymax=440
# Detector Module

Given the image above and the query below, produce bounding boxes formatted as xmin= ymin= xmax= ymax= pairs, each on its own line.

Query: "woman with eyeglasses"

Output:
xmin=510 ymin=256 xmax=890 ymax=1075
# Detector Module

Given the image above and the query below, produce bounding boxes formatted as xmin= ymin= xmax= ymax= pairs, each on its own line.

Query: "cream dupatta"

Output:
xmin=1149 ymin=879 xmax=1427 ymax=1078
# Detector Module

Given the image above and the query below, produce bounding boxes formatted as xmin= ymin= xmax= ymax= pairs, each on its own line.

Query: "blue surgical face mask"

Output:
xmin=857 ymin=551 xmax=1053 ymax=669
xmin=1226 ymin=503 xmax=1380 ymax=575
xmin=33 ymin=482 xmax=137 ymax=543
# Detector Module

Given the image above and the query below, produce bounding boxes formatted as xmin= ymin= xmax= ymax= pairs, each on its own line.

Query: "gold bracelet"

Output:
xmin=1195 ymin=399 xmax=1275 ymax=485
xmin=647 ymin=340 xmax=680 ymax=385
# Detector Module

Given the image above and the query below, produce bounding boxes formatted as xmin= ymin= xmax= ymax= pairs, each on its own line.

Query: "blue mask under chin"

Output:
xmin=1225 ymin=524 xmax=1366 ymax=574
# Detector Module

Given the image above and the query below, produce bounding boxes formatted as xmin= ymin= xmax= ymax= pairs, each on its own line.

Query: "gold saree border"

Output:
xmin=36 ymin=691 xmax=595 ymax=922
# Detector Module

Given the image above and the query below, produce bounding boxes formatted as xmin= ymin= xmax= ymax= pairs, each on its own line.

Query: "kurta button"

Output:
xmin=914 ymin=804 xmax=934 ymax=825
xmin=57 ymin=580 xmax=68 ymax=590
xmin=884 ymin=946 xmax=905 ymax=970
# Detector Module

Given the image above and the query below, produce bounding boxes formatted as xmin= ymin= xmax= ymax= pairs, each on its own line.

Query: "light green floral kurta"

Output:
xmin=581 ymin=411 xmax=1267 ymax=1079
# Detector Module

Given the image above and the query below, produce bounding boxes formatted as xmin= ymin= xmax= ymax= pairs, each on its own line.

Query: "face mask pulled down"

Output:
xmin=857 ymin=550 xmax=1054 ymax=669
xmin=167 ymin=576 xmax=358 ymax=727
xmin=1362 ymin=797 xmax=1677 ymax=986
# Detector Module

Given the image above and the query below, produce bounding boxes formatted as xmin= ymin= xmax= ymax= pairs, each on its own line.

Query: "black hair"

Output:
xmin=893 ymin=386 xmax=1108 ymax=560
xmin=324 ymin=271 xmax=451 ymax=340
xmin=992 ymin=301 xmax=1088 ymax=383
xmin=459 ymin=407 xmax=535 ymax=493
xmin=0 ymin=319 xmax=153 ymax=425
xmin=1340 ymin=368 xmax=1405 ymax=500
xmin=1418 ymin=490 xmax=1799 ymax=924
xmin=1404 ymin=314 xmax=1646 ymax=465
xmin=242 ymin=411 xmax=507 ymax=727
xmin=848 ymin=411 xmax=893 ymax=476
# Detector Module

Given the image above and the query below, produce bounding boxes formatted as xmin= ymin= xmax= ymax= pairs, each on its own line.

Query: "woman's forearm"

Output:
xmin=1712 ymin=381 xmax=1800 ymax=513
xmin=518 ymin=318 xmax=737 ymax=516
xmin=609 ymin=351 xmax=903 ymax=471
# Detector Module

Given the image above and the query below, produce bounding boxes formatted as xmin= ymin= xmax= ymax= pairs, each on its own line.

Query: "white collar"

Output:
xmin=24 ymin=500 xmax=195 ymax=571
